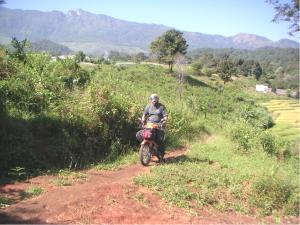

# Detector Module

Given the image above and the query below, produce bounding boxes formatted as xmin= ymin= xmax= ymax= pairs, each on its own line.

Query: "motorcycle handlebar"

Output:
xmin=138 ymin=118 xmax=166 ymax=129
xmin=143 ymin=123 xmax=165 ymax=129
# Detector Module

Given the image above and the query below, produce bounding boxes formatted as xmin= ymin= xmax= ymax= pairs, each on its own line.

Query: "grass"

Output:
xmin=133 ymin=193 xmax=150 ymax=206
xmin=270 ymin=123 xmax=299 ymax=142
xmin=134 ymin=134 xmax=299 ymax=217
xmin=52 ymin=169 xmax=88 ymax=186
xmin=262 ymin=100 xmax=299 ymax=122
xmin=261 ymin=99 xmax=299 ymax=143
xmin=0 ymin=186 xmax=43 ymax=209
xmin=95 ymin=150 xmax=139 ymax=170
xmin=52 ymin=177 xmax=72 ymax=186
xmin=0 ymin=194 xmax=14 ymax=208
xmin=22 ymin=186 xmax=44 ymax=198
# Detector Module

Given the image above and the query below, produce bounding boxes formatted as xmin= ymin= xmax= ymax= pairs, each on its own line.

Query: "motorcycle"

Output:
xmin=139 ymin=119 xmax=165 ymax=166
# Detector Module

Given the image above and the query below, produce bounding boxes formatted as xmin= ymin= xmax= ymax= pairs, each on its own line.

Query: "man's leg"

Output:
xmin=157 ymin=130 xmax=165 ymax=161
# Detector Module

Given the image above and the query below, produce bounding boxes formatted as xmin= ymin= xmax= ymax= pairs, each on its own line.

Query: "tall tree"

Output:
xmin=217 ymin=55 xmax=237 ymax=84
xmin=150 ymin=29 xmax=188 ymax=72
xmin=10 ymin=37 xmax=28 ymax=62
xmin=133 ymin=52 xmax=147 ymax=63
xmin=75 ymin=51 xmax=86 ymax=62
xmin=253 ymin=62 xmax=263 ymax=80
xmin=267 ymin=0 xmax=300 ymax=36
xmin=240 ymin=60 xmax=254 ymax=77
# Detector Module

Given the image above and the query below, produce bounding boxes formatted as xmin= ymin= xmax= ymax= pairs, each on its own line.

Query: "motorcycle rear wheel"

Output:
xmin=140 ymin=144 xmax=151 ymax=166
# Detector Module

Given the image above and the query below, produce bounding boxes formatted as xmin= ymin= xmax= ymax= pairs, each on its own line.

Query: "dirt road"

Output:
xmin=0 ymin=148 xmax=295 ymax=224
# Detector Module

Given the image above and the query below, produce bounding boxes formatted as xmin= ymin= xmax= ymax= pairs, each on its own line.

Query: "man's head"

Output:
xmin=150 ymin=93 xmax=159 ymax=105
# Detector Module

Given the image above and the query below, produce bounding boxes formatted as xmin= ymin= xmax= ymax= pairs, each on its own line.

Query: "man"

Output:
xmin=136 ymin=93 xmax=168 ymax=160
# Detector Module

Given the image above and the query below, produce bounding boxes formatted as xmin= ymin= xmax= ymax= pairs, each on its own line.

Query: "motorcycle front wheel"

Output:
xmin=140 ymin=144 xmax=152 ymax=166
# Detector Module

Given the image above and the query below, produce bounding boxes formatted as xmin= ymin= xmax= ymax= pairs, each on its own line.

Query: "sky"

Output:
xmin=3 ymin=0 xmax=298 ymax=41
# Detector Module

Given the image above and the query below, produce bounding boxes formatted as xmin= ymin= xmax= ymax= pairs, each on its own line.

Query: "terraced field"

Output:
xmin=262 ymin=99 xmax=300 ymax=141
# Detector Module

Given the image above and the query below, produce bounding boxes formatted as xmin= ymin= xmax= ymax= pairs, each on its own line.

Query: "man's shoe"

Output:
xmin=158 ymin=153 xmax=165 ymax=163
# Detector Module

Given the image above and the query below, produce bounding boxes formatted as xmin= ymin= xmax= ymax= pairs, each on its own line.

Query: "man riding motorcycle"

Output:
xmin=136 ymin=93 xmax=168 ymax=161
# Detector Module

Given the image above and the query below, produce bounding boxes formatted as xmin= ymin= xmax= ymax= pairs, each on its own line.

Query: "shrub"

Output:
xmin=202 ymin=67 xmax=213 ymax=77
xmin=23 ymin=186 xmax=43 ymax=197
xmin=230 ymin=121 xmax=258 ymax=151
xmin=260 ymin=131 xmax=278 ymax=155
xmin=239 ymin=105 xmax=274 ymax=129
xmin=0 ymin=48 xmax=17 ymax=80
xmin=0 ymin=53 xmax=68 ymax=114
xmin=250 ymin=174 xmax=298 ymax=216
xmin=51 ymin=59 xmax=90 ymax=88
xmin=283 ymin=190 xmax=300 ymax=216
xmin=191 ymin=62 xmax=203 ymax=76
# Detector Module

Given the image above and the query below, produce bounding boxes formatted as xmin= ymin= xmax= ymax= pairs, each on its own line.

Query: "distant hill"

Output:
xmin=31 ymin=40 xmax=72 ymax=55
xmin=0 ymin=7 xmax=298 ymax=55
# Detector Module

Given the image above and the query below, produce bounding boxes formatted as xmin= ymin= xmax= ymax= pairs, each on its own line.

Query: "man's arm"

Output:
xmin=162 ymin=106 xmax=168 ymax=124
xmin=142 ymin=105 xmax=149 ymax=124
xmin=141 ymin=114 xmax=146 ymax=124
xmin=162 ymin=115 xmax=168 ymax=124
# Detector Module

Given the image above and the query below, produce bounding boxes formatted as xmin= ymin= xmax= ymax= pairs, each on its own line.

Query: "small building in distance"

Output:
xmin=275 ymin=89 xmax=288 ymax=96
xmin=51 ymin=55 xmax=75 ymax=62
xmin=255 ymin=85 xmax=299 ymax=99
xmin=256 ymin=85 xmax=270 ymax=93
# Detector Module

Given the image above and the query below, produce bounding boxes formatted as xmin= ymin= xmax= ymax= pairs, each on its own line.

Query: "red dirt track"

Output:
xmin=0 ymin=148 xmax=299 ymax=224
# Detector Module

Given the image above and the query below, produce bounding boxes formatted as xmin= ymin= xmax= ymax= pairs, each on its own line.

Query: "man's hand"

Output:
xmin=141 ymin=114 xmax=146 ymax=125
xmin=161 ymin=117 xmax=167 ymax=127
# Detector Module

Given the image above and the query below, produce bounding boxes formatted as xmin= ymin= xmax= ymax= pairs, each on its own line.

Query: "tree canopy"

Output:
xmin=75 ymin=51 xmax=86 ymax=62
xmin=217 ymin=55 xmax=237 ymax=84
xmin=267 ymin=0 xmax=300 ymax=36
xmin=150 ymin=29 xmax=188 ymax=72
xmin=10 ymin=37 xmax=28 ymax=62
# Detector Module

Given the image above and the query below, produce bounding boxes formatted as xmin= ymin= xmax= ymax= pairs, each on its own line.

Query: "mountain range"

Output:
xmin=0 ymin=7 xmax=298 ymax=55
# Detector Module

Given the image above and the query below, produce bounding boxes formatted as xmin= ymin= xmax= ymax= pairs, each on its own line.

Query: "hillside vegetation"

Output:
xmin=30 ymin=39 xmax=72 ymax=55
xmin=189 ymin=48 xmax=299 ymax=90
xmin=0 ymin=47 xmax=298 ymax=218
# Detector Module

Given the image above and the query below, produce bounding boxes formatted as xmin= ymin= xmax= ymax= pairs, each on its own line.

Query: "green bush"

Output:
xmin=229 ymin=121 xmax=286 ymax=156
xmin=190 ymin=62 xmax=203 ymax=76
xmin=239 ymin=105 xmax=274 ymax=129
xmin=0 ymin=52 xmax=68 ymax=114
xmin=202 ymin=67 xmax=213 ymax=77
xmin=250 ymin=174 xmax=298 ymax=216
xmin=283 ymin=190 xmax=300 ymax=216
xmin=260 ymin=131 xmax=278 ymax=155
xmin=230 ymin=121 xmax=258 ymax=151
xmin=23 ymin=186 xmax=43 ymax=197
xmin=2 ymin=75 xmax=48 ymax=113
xmin=0 ymin=47 xmax=17 ymax=80
xmin=51 ymin=59 xmax=90 ymax=88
